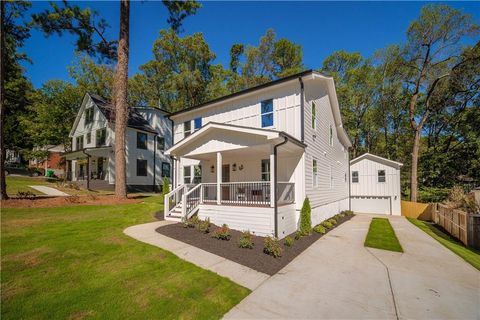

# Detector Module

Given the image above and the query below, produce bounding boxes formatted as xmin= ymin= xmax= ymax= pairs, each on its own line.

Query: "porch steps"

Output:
xmin=165 ymin=203 xmax=183 ymax=222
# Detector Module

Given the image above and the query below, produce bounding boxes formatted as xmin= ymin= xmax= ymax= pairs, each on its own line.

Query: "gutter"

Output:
xmin=81 ymin=149 xmax=91 ymax=190
xmin=299 ymin=77 xmax=305 ymax=143
xmin=168 ymin=117 xmax=175 ymax=188
xmin=273 ymin=136 xmax=288 ymax=238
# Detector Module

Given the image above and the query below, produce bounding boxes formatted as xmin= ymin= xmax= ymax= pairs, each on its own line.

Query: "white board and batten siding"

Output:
xmin=350 ymin=153 xmax=403 ymax=215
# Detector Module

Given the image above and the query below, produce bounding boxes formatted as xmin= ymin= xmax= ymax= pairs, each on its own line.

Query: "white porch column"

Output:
xmin=270 ymin=145 xmax=275 ymax=208
xmin=216 ymin=152 xmax=222 ymax=204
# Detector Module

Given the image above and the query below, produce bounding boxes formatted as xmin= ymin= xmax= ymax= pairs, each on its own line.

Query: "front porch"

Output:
xmin=64 ymin=147 xmax=112 ymax=189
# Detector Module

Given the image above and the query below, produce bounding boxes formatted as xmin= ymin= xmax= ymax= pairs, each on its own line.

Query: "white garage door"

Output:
xmin=351 ymin=196 xmax=391 ymax=215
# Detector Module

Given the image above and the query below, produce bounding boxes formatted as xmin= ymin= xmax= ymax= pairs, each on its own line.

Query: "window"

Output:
xmin=85 ymin=108 xmax=94 ymax=125
xmin=329 ymin=124 xmax=334 ymax=146
xmin=261 ymin=99 xmax=274 ymax=128
xmin=261 ymin=159 xmax=270 ymax=181
xmin=137 ymin=132 xmax=148 ymax=149
xmin=184 ymin=121 xmax=191 ymax=138
xmin=96 ymin=128 xmax=106 ymax=147
xmin=183 ymin=166 xmax=192 ymax=184
xmin=157 ymin=136 xmax=165 ymax=151
xmin=86 ymin=133 xmax=91 ymax=144
xmin=378 ymin=170 xmax=386 ymax=183
xmin=313 ymin=159 xmax=318 ymax=187
xmin=137 ymin=159 xmax=148 ymax=176
xmin=352 ymin=171 xmax=359 ymax=183
xmin=76 ymin=136 xmax=84 ymax=150
xmin=194 ymin=117 xmax=202 ymax=130
xmin=161 ymin=162 xmax=170 ymax=178
xmin=312 ymin=102 xmax=316 ymax=129
xmin=193 ymin=165 xmax=202 ymax=183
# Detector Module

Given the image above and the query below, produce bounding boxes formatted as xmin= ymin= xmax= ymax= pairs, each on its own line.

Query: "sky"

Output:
xmin=21 ymin=1 xmax=480 ymax=88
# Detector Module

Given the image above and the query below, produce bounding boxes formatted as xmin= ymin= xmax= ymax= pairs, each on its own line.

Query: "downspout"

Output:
xmin=299 ymin=77 xmax=305 ymax=143
xmin=348 ymin=148 xmax=351 ymax=211
xmin=153 ymin=133 xmax=157 ymax=192
xmin=168 ymin=117 xmax=175 ymax=188
xmin=274 ymin=136 xmax=288 ymax=238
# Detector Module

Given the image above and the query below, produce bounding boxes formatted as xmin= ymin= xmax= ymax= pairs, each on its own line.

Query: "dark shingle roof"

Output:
xmin=89 ymin=93 xmax=157 ymax=134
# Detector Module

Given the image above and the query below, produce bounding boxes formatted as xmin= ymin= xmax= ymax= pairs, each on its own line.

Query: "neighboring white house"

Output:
xmin=350 ymin=153 xmax=403 ymax=215
xmin=65 ymin=93 xmax=172 ymax=192
xmin=164 ymin=70 xmax=352 ymax=239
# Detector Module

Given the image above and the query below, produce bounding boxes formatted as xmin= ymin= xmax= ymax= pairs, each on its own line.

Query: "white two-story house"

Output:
xmin=164 ymin=70 xmax=352 ymax=239
xmin=65 ymin=93 xmax=172 ymax=192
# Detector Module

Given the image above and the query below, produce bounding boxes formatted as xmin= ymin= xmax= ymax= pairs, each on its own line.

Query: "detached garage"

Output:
xmin=350 ymin=153 xmax=403 ymax=215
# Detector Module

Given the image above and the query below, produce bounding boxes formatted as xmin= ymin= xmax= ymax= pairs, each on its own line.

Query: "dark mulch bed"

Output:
xmin=156 ymin=214 xmax=354 ymax=275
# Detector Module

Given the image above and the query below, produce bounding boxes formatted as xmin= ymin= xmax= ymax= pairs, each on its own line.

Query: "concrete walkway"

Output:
xmin=225 ymin=214 xmax=480 ymax=319
xmin=123 ymin=221 xmax=270 ymax=290
xmin=29 ymin=185 xmax=69 ymax=196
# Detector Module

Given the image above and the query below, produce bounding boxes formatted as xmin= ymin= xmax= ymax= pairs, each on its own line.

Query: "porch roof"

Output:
xmin=166 ymin=122 xmax=306 ymax=159
xmin=64 ymin=146 xmax=112 ymax=160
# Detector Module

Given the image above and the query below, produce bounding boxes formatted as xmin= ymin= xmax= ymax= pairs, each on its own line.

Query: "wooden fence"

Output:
xmin=401 ymin=200 xmax=433 ymax=220
xmin=432 ymin=203 xmax=480 ymax=249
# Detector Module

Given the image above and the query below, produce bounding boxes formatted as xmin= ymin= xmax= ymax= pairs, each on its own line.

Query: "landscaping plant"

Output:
xmin=328 ymin=218 xmax=337 ymax=225
xmin=238 ymin=231 xmax=254 ymax=249
xmin=294 ymin=231 xmax=302 ymax=240
xmin=162 ymin=176 xmax=170 ymax=197
xmin=183 ymin=216 xmax=199 ymax=228
xmin=313 ymin=225 xmax=326 ymax=234
xmin=263 ymin=237 xmax=283 ymax=258
xmin=284 ymin=236 xmax=294 ymax=247
xmin=299 ymin=197 xmax=312 ymax=236
xmin=321 ymin=221 xmax=333 ymax=229
xmin=212 ymin=224 xmax=231 ymax=240
xmin=196 ymin=217 xmax=210 ymax=234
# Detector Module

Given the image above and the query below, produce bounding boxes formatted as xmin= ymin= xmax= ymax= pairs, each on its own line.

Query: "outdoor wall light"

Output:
xmin=210 ymin=165 xmax=214 ymax=173
xmin=239 ymin=164 xmax=244 ymax=171
xmin=232 ymin=163 xmax=237 ymax=171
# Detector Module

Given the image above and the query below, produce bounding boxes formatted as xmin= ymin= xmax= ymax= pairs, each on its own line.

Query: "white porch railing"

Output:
xmin=182 ymin=184 xmax=202 ymax=218
xmin=219 ymin=182 xmax=271 ymax=206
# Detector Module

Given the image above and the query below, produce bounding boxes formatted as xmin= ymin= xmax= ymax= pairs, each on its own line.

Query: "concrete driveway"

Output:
xmin=225 ymin=214 xmax=480 ymax=319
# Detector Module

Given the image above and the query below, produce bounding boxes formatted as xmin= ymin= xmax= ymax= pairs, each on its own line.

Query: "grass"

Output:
xmin=408 ymin=218 xmax=480 ymax=271
xmin=6 ymin=176 xmax=112 ymax=197
xmin=1 ymin=196 xmax=250 ymax=319
xmin=364 ymin=218 xmax=403 ymax=252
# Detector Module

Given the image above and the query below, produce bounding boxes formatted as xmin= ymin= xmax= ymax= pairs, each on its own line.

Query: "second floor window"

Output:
xmin=378 ymin=170 xmax=386 ymax=183
xmin=85 ymin=107 xmax=94 ymax=125
xmin=157 ymin=136 xmax=165 ymax=151
xmin=184 ymin=121 xmax=191 ymax=138
xmin=352 ymin=171 xmax=359 ymax=183
xmin=86 ymin=132 xmax=91 ymax=144
xmin=312 ymin=102 xmax=316 ymax=129
xmin=194 ymin=117 xmax=202 ymax=131
xmin=261 ymin=99 xmax=273 ymax=128
xmin=96 ymin=128 xmax=106 ymax=147
xmin=137 ymin=132 xmax=148 ymax=149
xmin=76 ymin=136 xmax=84 ymax=150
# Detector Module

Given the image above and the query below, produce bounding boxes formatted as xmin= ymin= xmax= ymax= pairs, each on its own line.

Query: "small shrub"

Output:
xmin=284 ymin=236 xmax=294 ymax=247
xmin=321 ymin=221 xmax=333 ymax=229
xmin=263 ymin=237 xmax=282 ymax=258
xmin=294 ymin=231 xmax=302 ymax=240
xmin=238 ymin=231 xmax=254 ymax=249
xmin=196 ymin=218 xmax=210 ymax=233
xmin=162 ymin=176 xmax=170 ymax=197
xmin=212 ymin=224 xmax=231 ymax=240
xmin=328 ymin=218 xmax=337 ymax=225
xmin=344 ymin=210 xmax=354 ymax=216
xmin=16 ymin=191 xmax=36 ymax=199
xmin=313 ymin=225 xmax=326 ymax=234
xmin=299 ymin=197 xmax=312 ymax=235
xmin=183 ymin=216 xmax=199 ymax=228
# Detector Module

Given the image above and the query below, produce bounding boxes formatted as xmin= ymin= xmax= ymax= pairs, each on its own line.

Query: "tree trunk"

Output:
xmin=0 ymin=0 xmax=8 ymax=200
xmin=410 ymin=128 xmax=421 ymax=202
xmin=114 ymin=0 xmax=130 ymax=199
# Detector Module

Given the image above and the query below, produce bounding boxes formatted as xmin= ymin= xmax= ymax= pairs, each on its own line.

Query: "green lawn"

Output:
xmin=364 ymin=218 xmax=404 ymax=252
xmin=1 ymin=196 xmax=249 ymax=319
xmin=408 ymin=218 xmax=480 ymax=271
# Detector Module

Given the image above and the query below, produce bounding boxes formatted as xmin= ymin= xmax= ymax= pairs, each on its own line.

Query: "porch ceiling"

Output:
xmin=64 ymin=146 xmax=112 ymax=160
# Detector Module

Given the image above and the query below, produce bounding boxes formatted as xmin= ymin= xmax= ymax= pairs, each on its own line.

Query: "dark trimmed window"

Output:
xmin=352 ymin=171 xmax=359 ymax=183
xmin=96 ymin=128 xmax=106 ymax=147
xmin=161 ymin=162 xmax=171 ymax=178
xmin=137 ymin=132 xmax=148 ymax=149
xmin=378 ymin=170 xmax=386 ymax=183
xmin=86 ymin=132 xmax=91 ymax=144
xmin=184 ymin=121 xmax=191 ymax=138
xmin=137 ymin=159 xmax=147 ymax=176
xmin=194 ymin=117 xmax=202 ymax=130
xmin=76 ymin=136 xmax=84 ymax=150
xmin=261 ymin=99 xmax=273 ymax=127
xmin=85 ymin=108 xmax=94 ymax=125
xmin=157 ymin=136 xmax=165 ymax=151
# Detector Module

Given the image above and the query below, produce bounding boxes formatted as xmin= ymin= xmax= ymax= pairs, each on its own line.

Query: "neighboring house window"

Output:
xmin=137 ymin=159 xmax=147 ymax=176
xmin=183 ymin=166 xmax=192 ymax=184
xmin=161 ymin=162 xmax=170 ymax=178
xmin=329 ymin=124 xmax=334 ymax=146
xmin=76 ymin=136 xmax=84 ymax=150
xmin=86 ymin=133 xmax=91 ymax=144
xmin=261 ymin=159 xmax=270 ymax=181
xmin=96 ymin=128 xmax=106 ymax=147
xmin=352 ymin=171 xmax=359 ymax=183
xmin=313 ymin=159 xmax=318 ymax=187
xmin=137 ymin=132 xmax=148 ymax=149
xmin=378 ymin=170 xmax=386 ymax=183
xmin=193 ymin=165 xmax=202 ymax=183
xmin=194 ymin=117 xmax=202 ymax=131
xmin=184 ymin=121 xmax=191 ymax=138
xmin=261 ymin=99 xmax=274 ymax=128
xmin=85 ymin=108 xmax=94 ymax=125
xmin=157 ymin=136 xmax=165 ymax=151
xmin=312 ymin=102 xmax=316 ymax=129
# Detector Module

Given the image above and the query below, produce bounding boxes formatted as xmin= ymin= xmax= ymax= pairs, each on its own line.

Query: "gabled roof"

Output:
xmin=69 ymin=93 xmax=157 ymax=136
xmin=350 ymin=153 xmax=403 ymax=169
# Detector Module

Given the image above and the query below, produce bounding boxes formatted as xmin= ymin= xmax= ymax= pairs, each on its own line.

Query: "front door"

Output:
xmin=222 ymin=164 xmax=230 ymax=201
xmin=97 ymin=157 xmax=104 ymax=179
